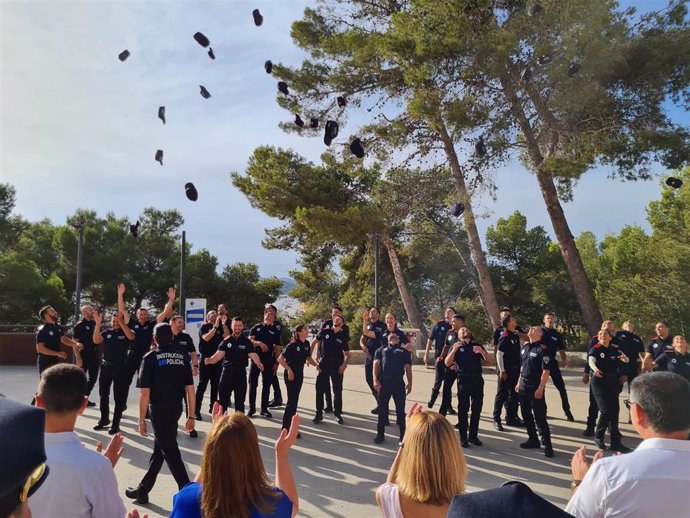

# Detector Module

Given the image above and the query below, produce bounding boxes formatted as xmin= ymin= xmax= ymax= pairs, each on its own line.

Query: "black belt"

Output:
xmin=457 ymin=372 xmax=482 ymax=378
xmin=521 ymin=377 xmax=538 ymax=384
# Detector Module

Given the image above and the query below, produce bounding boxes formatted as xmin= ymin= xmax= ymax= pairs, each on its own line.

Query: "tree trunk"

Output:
xmin=436 ymin=122 xmax=501 ymax=329
xmin=499 ymin=73 xmax=603 ymax=336
xmin=380 ymin=233 xmax=429 ymax=351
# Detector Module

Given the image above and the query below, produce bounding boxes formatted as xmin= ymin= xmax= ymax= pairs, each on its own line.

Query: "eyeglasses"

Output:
xmin=623 ymin=399 xmax=638 ymax=411
xmin=20 ymin=463 xmax=46 ymax=502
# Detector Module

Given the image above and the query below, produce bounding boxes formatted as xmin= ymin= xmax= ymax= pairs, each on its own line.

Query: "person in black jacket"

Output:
xmin=195 ymin=310 xmax=226 ymax=418
xmin=278 ymin=324 xmax=316 ymax=437
xmin=493 ymin=315 xmax=524 ymax=431
xmin=72 ymin=305 xmax=99 ymax=405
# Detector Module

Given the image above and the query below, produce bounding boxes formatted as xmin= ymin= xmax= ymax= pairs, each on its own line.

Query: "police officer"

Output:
xmin=444 ymin=322 xmax=488 ymax=447
xmin=248 ymin=305 xmax=282 ymax=418
xmin=588 ymin=329 xmax=631 ymax=452
xmin=34 ymin=305 xmax=81 ymax=380
xmin=492 ymin=307 xmax=529 ymax=366
xmin=205 ymin=317 xmax=264 ymax=413
xmin=515 ymin=326 xmax=554 ymax=458
xmin=195 ymin=310 xmax=227 ymax=418
xmin=643 ymin=321 xmax=674 ymax=370
xmin=373 ymin=332 xmax=412 ymax=444
xmin=117 ymin=282 xmax=175 ymax=386
xmin=424 ymin=307 xmax=457 ymax=415
xmin=278 ymin=324 xmax=316 ymax=437
xmin=126 ymin=323 xmax=196 ymax=505
xmin=313 ymin=315 xmax=350 ymax=424
xmin=541 ymin=313 xmax=574 ymax=422
xmin=437 ymin=313 xmax=470 ymax=416
xmin=92 ymin=309 xmax=134 ymax=434
xmin=313 ymin=305 xmax=350 ymax=413
xmin=493 ymin=315 xmax=524 ymax=431
xmin=650 ymin=335 xmax=690 ymax=382
xmin=265 ymin=305 xmax=286 ymax=409
xmin=171 ymin=315 xmax=199 ymax=437
xmin=361 ymin=307 xmax=387 ymax=413
xmin=73 ymin=305 xmax=99 ymax=406
xmin=614 ymin=320 xmax=645 ymax=422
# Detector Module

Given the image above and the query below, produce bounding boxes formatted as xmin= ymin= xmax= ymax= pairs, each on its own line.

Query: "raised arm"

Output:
xmin=93 ymin=311 xmax=104 ymax=344
xmin=119 ymin=312 xmax=135 ymax=340
xmin=117 ymin=283 xmax=130 ymax=325
xmin=361 ymin=311 xmax=376 ymax=338
xmin=275 ymin=415 xmax=300 ymax=518
xmin=156 ymin=287 xmax=176 ymax=323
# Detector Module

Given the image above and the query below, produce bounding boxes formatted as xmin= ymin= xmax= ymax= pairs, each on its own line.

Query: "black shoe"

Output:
xmin=493 ymin=419 xmax=504 ymax=432
xmin=520 ymin=439 xmax=541 ymax=449
xmin=247 ymin=408 xmax=256 ymax=418
xmin=544 ymin=446 xmax=555 ymax=458
xmin=594 ymin=438 xmax=607 ymax=450
xmin=260 ymin=409 xmax=272 ymax=418
xmin=566 ymin=411 xmax=575 ymax=422
xmin=427 ymin=400 xmax=434 ymax=409
xmin=506 ymin=418 xmax=525 ymax=427
xmin=609 ymin=442 xmax=631 ymax=453
xmin=195 ymin=412 xmax=202 ymax=421
xmin=123 ymin=405 xmax=128 ymax=411
xmin=460 ymin=439 xmax=470 ymax=448
xmin=371 ymin=407 xmax=379 ymax=414
xmin=583 ymin=427 xmax=595 ymax=437
xmin=189 ymin=430 xmax=198 ymax=438
xmin=324 ymin=406 xmax=333 ymax=414
xmin=107 ymin=426 xmax=120 ymax=435
xmin=469 ymin=437 xmax=483 ymax=446
xmin=447 ymin=407 xmax=457 ymax=415
xmin=312 ymin=413 xmax=323 ymax=424
xmin=374 ymin=435 xmax=385 ymax=444
xmin=296 ymin=432 xmax=302 ymax=439
xmin=87 ymin=401 xmax=96 ymax=407
xmin=455 ymin=422 xmax=461 ymax=429
xmin=335 ymin=415 xmax=344 ymax=425
xmin=268 ymin=398 xmax=283 ymax=408
xmin=384 ymin=420 xmax=391 ymax=427
xmin=125 ymin=487 xmax=149 ymax=505
xmin=93 ymin=420 xmax=110 ymax=431
xmin=628 ymin=416 xmax=632 ymax=424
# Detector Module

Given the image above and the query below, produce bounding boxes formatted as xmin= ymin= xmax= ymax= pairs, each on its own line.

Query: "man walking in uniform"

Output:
xmin=313 ymin=315 xmax=350 ymax=425
xmin=516 ymin=326 xmax=554 ymax=458
xmin=445 ymin=322 xmax=489 ymax=448
xmin=73 ymin=305 xmax=99 ymax=406
xmin=171 ymin=315 xmax=199 ymax=438
xmin=373 ymin=333 xmax=412 ymax=445
xmin=493 ymin=315 xmax=524 ymax=431
xmin=248 ymin=305 xmax=282 ymax=418
xmin=195 ymin=310 xmax=226 ymax=418
xmin=541 ymin=313 xmax=574 ymax=421
xmin=361 ymin=307 xmax=387 ymax=414
xmin=125 ymin=323 xmax=196 ymax=505
xmin=424 ymin=307 xmax=457 ymax=415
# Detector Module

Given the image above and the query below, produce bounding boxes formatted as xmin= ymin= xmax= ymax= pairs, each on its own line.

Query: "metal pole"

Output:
xmin=374 ymin=233 xmax=379 ymax=308
xmin=179 ymin=230 xmax=186 ymax=322
xmin=74 ymin=224 xmax=84 ymax=323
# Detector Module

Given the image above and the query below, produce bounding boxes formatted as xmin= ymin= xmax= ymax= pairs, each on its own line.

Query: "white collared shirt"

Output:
xmin=29 ymin=432 xmax=126 ymax=518
xmin=565 ymin=437 xmax=690 ymax=517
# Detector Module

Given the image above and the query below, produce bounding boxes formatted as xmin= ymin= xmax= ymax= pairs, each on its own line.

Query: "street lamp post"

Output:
xmin=374 ymin=233 xmax=379 ymax=308
xmin=179 ymin=230 xmax=186 ymax=321
xmin=73 ymin=222 xmax=84 ymax=323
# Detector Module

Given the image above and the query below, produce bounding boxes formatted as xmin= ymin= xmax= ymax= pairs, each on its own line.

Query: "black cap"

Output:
xmin=666 ymin=176 xmax=683 ymax=189
xmin=310 ymin=117 xmax=319 ymax=129
xmin=451 ymin=203 xmax=465 ymax=217
xmin=264 ymin=60 xmax=273 ymax=74
xmin=199 ymin=85 xmax=211 ymax=99
xmin=521 ymin=66 xmax=532 ymax=82
xmin=337 ymin=96 xmax=347 ymax=108
xmin=193 ymin=32 xmax=210 ymax=48
xmin=568 ymin=62 xmax=581 ymax=77
xmin=158 ymin=106 xmax=166 ymax=124
xmin=447 ymin=481 xmax=573 ymax=518
xmin=253 ymin=8 xmax=263 ymax=26
xmin=278 ymin=81 xmax=289 ymax=95
xmin=324 ymin=120 xmax=339 ymax=146
xmin=475 ymin=136 xmax=487 ymax=157
xmin=529 ymin=4 xmax=543 ymax=16
xmin=185 ymin=182 xmax=199 ymax=202
xmin=295 ymin=115 xmax=305 ymax=127
xmin=350 ymin=138 xmax=364 ymax=158
xmin=129 ymin=221 xmax=140 ymax=238
xmin=208 ymin=48 xmax=215 ymax=60
xmin=0 ymin=398 xmax=49 ymax=518
xmin=155 ymin=149 xmax=164 ymax=165
xmin=118 ymin=49 xmax=130 ymax=62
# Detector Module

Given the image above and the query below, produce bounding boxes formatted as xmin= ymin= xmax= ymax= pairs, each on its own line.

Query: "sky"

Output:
xmin=1 ymin=0 xmax=687 ymax=279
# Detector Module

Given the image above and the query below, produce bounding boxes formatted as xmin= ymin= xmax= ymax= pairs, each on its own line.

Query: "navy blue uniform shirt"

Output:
xmin=316 ymin=327 xmax=349 ymax=365
xmin=198 ymin=322 xmax=224 ymax=358
xmin=321 ymin=319 xmax=350 ymax=346
xmin=375 ymin=343 xmax=412 ymax=378
xmin=101 ymin=329 xmax=130 ymax=364
xmin=173 ymin=331 xmax=196 ymax=361
xmin=498 ymin=330 xmax=521 ymax=370
xmin=365 ymin=320 xmax=387 ymax=361
xmin=36 ymin=323 xmax=63 ymax=353
xmin=655 ymin=350 xmax=690 ymax=382
xmin=614 ymin=331 xmax=644 ymax=374
xmin=541 ymin=326 xmax=565 ymax=360
xmin=430 ymin=320 xmax=452 ymax=357
xmin=520 ymin=342 xmax=551 ymax=382
xmin=73 ymin=319 xmax=97 ymax=351
xmin=493 ymin=325 xmax=528 ymax=346
xmin=646 ymin=335 xmax=673 ymax=359
xmin=138 ymin=346 xmax=193 ymax=406
xmin=249 ymin=321 xmax=283 ymax=357
xmin=588 ymin=343 xmax=625 ymax=376
xmin=128 ymin=318 xmax=156 ymax=354
xmin=450 ymin=339 xmax=485 ymax=375
xmin=282 ymin=338 xmax=311 ymax=371
xmin=382 ymin=327 xmax=409 ymax=347
xmin=218 ymin=334 xmax=254 ymax=368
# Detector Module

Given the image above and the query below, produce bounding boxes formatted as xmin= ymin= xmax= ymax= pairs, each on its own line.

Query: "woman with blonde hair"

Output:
xmin=376 ymin=403 xmax=467 ymax=518
xmin=169 ymin=406 xmax=299 ymax=518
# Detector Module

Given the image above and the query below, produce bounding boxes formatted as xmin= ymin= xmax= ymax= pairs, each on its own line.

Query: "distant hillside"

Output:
xmin=279 ymin=277 xmax=297 ymax=295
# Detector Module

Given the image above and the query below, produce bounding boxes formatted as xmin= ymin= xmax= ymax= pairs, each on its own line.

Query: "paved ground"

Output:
xmin=0 ymin=364 xmax=641 ymax=517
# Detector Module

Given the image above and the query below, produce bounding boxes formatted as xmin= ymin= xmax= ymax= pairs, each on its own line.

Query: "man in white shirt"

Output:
xmin=30 ymin=363 xmax=127 ymax=518
xmin=566 ymin=371 xmax=690 ymax=517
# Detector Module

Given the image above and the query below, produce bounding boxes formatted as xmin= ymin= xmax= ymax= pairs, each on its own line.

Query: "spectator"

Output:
xmin=566 ymin=372 xmax=690 ymax=517
xmin=0 ymin=397 xmax=50 ymax=518
xmin=169 ymin=405 xmax=299 ymax=518
xmin=376 ymin=403 xmax=466 ymax=518
xmin=29 ymin=364 xmax=127 ymax=518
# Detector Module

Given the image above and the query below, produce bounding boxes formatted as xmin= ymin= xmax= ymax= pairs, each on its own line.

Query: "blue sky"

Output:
xmin=1 ymin=0 xmax=686 ymax=279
